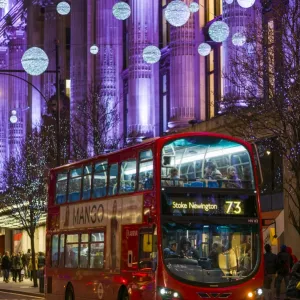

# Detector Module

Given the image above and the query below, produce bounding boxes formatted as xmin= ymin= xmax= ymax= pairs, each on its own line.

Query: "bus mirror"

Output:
xmin=143 ymin=234 xmax=153 ymax=253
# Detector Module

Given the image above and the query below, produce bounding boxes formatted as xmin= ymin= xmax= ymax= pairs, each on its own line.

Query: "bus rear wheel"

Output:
xmin=65 ymin=285 xmax=74 ymax=300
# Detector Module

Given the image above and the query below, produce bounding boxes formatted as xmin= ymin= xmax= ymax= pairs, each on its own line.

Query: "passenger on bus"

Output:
xmin=224 ymin=166 xmax=242 ymax=189
xmin=163 ymin=240 xmax=178 ymax=258
xmin=178 ymin=237 xmax=200 ymax=260
xmin=204 ymin=162 xmax=222 ymax=180
xmin=209 ymin=242 xmax=222 ymax=268
xmin=164 ymin=168 xmax=183 ymax=187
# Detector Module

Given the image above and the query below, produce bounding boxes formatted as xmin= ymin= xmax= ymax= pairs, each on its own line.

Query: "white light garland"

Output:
xmin=90 ymin=44 xmax=99 ymax=55
xmin=232 ymin=32 xmax=246 ymax=46
xmin=237 ymin=0 xmax=256 ymax=9
xmin=0 ymin=0 xmax=7 ymax=9
xmin=189 ymin=2 xmax=199 ymax=13
xmin=142 ymin=46 xmax=161 ymax=64
xmin=165 ymin=0 xmax=190 ymax=27
xmin=208 ymin=21 xmax=230 ymax=43
xmin=198 ymin=43 xmax=211 ymax=56
xmin=112 ymin=2 xmax=131 ymax=21
xmin=21 ymin=47 xmax=49 ymax=76
xmin=56 ymin=1 xmax=71 ymax=15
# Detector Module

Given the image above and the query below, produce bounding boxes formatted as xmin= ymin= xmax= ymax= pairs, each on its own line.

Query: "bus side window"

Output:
xmin=65 ymin=234 xmax=79 ymax=268
xmin=79 ymin=234 xmax=89 ymax=268
xmin=56 ymin=171 xmax=68 ymax=204
xmin=59 ymin=234 xmax=65 ymax=268
xmin=92 ymin=161 xmax=108 ymax=199
xmin=138 ymin=150 xmax=153 ymax=191
xmin=51 ymin=235 xmax=59 ymax=267
xmin=82 ymin=165 xmax=92 ymax=200
xmin=68 ymin=167 xmax=83 ymax=202
xmin=89 ymin=232 xmax=105 ymax=269
xmin=108 ymin=163 xmax=118 ymax=196
xmin=120 ymin=160 xmax=137 ymax=194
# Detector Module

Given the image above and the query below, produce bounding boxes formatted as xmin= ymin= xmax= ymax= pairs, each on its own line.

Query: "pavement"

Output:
xmin=0 ymin=277 xmax=43 ymax=298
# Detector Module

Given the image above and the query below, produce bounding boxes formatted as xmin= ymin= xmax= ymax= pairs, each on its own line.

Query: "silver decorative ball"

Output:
xmin=208 ymin=21 xmax=230 ymax=43
xmin=21 ymin=47 xmax=49 ymax=76
xmin=225 ymin=0 xmax=234 ymax=4
xmin=237 ymin=0 xmax=256 ymax=9
xmin=165 ymin=0 xmax=191 ymax=27
xmin=143 ymin=46 xmax=161 ymax=64
xmin=198 ymin=43 xmax=211 ymax=56
xmin=56 ymin=1 xmax=71 ymax=15
xmin=112 ymin=2 xmax=131 ymax=21
xmin=90 ymin=44 xmax=99 ymax=55
xmin=189 ymin=2 xmax=199 ymax=13
xmin=232 ymin=32 xmax=246 ymax=46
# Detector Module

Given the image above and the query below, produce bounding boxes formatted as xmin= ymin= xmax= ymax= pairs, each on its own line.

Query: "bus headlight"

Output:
xmin=247 ymin=288 xmax=263 ymax=299
xmin=158 ymin=287 xmax=181 ymax=299
xmin=256 ymin=288 xmax=263 ymax=296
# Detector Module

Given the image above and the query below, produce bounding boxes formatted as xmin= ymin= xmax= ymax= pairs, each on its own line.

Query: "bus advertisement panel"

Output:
xmin=45 ymin=132 xmax=264 ymax=300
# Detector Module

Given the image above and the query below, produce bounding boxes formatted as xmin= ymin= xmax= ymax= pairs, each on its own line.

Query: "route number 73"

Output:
xmin=225 ymin=201 xmax=242 ymax=214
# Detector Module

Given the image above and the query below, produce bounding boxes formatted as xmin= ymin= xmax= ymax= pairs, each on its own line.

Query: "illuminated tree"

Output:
xmin=1 ymin=128 xmax=51 ymax=287
xmin=70 ymin=85 xmax=122 ymax=160
xmin=220 ymin=0 xmax=300 ymax=234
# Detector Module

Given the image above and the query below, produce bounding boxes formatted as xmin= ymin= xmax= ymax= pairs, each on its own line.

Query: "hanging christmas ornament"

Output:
xmin=198 ymin=43 xmax=211 ymax=56
xmin=232 ymin=32 xmax=246 ymax=46
xmin=225 ymin=0 xmax=234 ymax=4
xmin=165 ymin=0 xmax=191 ymax=27
xmin=21 ymin=47 xmax=49 ymax=76
xmin=208 ymin=21 xmax=230 ymax=42
xmin=237 ymin=0 xmax=256 ymax=9
xmin=189 ymin=2 xmax=199 ymax=13
xmin=90 ymin=44 xmax=99 ymax=55
xmin=112 ymin=2 xmax=131 ymax=20
xmin=56 ymin=1 xmax=71 ymax=15
xmin=143 ymin=46 xmax=161 ymax=64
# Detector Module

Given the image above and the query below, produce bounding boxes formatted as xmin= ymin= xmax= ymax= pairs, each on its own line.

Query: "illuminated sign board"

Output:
xmin=162 ymin=193 xmax=252 ymax=217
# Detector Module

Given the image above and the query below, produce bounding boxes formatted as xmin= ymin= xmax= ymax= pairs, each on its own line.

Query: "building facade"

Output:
xmin=0 ymin=0 xmax=297 ymax=256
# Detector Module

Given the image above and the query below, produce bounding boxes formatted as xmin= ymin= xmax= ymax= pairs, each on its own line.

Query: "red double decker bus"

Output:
xmin=45 ymin=132 xmax=264 ymax=300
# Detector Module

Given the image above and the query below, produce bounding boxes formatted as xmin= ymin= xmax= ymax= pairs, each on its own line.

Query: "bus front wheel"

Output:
xmin=65 ymin=284 xmax=74 ymax=300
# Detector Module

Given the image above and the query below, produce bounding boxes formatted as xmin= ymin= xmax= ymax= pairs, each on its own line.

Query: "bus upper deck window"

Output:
xmin=92 ymin=161 xmax=108 ymax=199
xmin=56 ymin=172 xmax=68 ymax=204
xmin=82 ymin=165 xmax=92 ymax=200
xmin=68 ymin=167 xmax=83 ymax=203
xmin=139 ymin=150 xmax=153 ymax=191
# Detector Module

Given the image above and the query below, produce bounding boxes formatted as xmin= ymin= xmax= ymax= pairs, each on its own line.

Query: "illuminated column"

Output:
xmin=169 ymin=0 xmax=196 ymax=129
xmin=95 ymin=0 xmax=123 ymax=145
xmin=127 ymin=0 xmax=159 ymax=139
xmin=70 ymin=0 xmax=88 ymax=154
xmin=222 ymin=1 xmax=259 ymax=97
xmin=7 ymin=28 xmax=27 ymax=155
xmin=0 ymin=46 xmax=9 ymax=179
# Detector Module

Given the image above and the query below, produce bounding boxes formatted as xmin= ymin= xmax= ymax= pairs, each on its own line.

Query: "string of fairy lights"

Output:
xmin=1 ymin=0 xmax=256 ymax=76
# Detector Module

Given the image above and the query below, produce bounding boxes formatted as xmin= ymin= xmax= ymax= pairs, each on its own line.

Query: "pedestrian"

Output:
xmin=10 ymin=252 xmax=16 ymax=282
xmin=263 ymin=244 xmax=277 ymax=300
xmin=275 ymin=244 xmax=293 ymax=300
xmin=1 ymin=251 xmax=11 ymax=283
xmin=286 ymin=260 xmax=300 ymax=299
xmin=13 ymin=252 xmax=23 ymax=282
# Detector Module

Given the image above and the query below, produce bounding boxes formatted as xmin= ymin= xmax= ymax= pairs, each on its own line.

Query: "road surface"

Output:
xmin=0 ymin=291 xmax=44 ymax=300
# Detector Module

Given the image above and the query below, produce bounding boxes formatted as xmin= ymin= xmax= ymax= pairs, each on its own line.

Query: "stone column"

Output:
xmin=70 ymin=0 xmax=88 ymax=156
xmin=0 ymin=46 xmax=9 ymax=181
xmin=95 ymin=0 xmax=123 ymax=146
xmin=126 ymin=0 xmax=159 ymax=139
xmin=7 ymin=28 xmax=27 ymax=156
xmin=222 ymin=1 xmax=259 ymax=97
xmin=169 ymin=0 xmax=196 ymax=129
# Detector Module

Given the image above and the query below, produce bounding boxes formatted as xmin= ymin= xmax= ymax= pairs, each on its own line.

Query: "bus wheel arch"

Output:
xmin=65 ymin=283 xmax=74 ymax=300
xmin=118 ymin=285 xmax=129 ymax=300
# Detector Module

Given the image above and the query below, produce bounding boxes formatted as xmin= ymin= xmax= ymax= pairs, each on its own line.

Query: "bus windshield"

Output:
xmin=161 ymin=136 xmax=254 ymax=189
xmin=162 ymin=222 xmax=259 ymax=285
